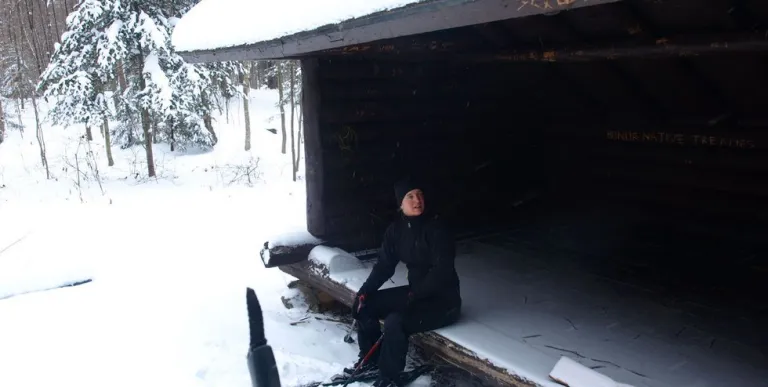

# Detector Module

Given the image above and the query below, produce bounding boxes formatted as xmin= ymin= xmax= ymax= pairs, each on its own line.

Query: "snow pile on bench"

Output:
xmin=309 ymin=245 xmax=408 ymax=291
xmin=268 ymin=231 xmax=322 ymax=249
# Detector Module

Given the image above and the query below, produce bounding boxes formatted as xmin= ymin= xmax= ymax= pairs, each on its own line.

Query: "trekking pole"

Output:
xmin=245 ymin=288 xmax=281 ymax=387
xmin=343 ymin=320 xmax=357 ymax=343
xmin=342 ymin=334 xmax=383 ymax=387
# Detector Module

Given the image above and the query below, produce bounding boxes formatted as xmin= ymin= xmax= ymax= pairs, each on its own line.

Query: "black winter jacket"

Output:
xmin=358 ymin=212 xmax=461 ymax=307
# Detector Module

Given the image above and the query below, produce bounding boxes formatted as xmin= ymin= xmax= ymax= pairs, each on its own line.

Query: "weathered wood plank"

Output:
xmin=319 ymin=123 xmax=469 ymax=149
xmin=319 ymin=98 xmax=521 ymax=125
xmin=484 ymin=31 xmax=768 ymax=62
xmin=301 ymin=58 xmax=326 ymax=237
xmin=318 ymin=68 xmax=557 ymax=101
xmin=260 ymin=242 xmax=319 ymax=268
xmin=318 ymin=59 xmax=462 ymax=81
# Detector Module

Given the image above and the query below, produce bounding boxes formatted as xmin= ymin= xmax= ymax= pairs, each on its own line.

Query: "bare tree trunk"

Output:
xmin=152 ymin=118 xmax=159 ymax=144
xmin=50 ymin=1 xmax=61 ymax=43
xmin=31 ymin=96 xmax=49 ymax=179
xmin=277 ymin=63 xmax=286 ymax=154
xmin=34 ymin=0 xmax=53 ymax=58
xmin=16 ymin=100 xmax=24 ymax=138
xmin=20 ymin=0 xmax=43 ymax=78
xmin=116 ymin=62 xmax=127 ymax=94
xmin=103 ymin=118 xmax=114 ymax=166
xmin=85 ymin=125 xmax=93 ymax=141
xmin=0 ymin=99 xmax=5 ymax=144
xmin=169 ymin=119 xmax=175 ymax=151
xmin=242 ymin=62 xmax=251 ymax=151
xmin=251 ymin=61 xmax=261 ymax=90
xmin=140 ymin=107 xmax=156 ymax=177
xmin=114 ymin=61 xmax=133 ymax=144
xmin=134 ymin=36 xmax=156 ymax=178
xmin=296 ymin=94 xmax=303 ymax=174
xmin=289 ymin=62 xmax=297 ymax=181
xmin=8 ymin=21 xmax=25 ymax=108
xmin=203 ymin=114 xmax=217 ymax=145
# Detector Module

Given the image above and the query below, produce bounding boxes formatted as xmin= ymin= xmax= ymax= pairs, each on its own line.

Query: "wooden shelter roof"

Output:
xmin=175 ymin=0 xmax=621 ymax=63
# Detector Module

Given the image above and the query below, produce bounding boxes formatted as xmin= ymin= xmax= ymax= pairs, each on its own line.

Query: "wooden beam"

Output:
xmin=178 ymin=0 xmax=622 ymax=63
xmin=321 ymin=31 xmax=477 ymax=57
xmin=301 ymin=58 xmax=326 ymax=237
xmin=484 ymin=31 xmax=768 ymax=62
xmin=415 ymin=332 xmax=538 ymax=387
xmin=280 ymin=260 xmax=358 ymax=306
xmin=260 ymin=242 xmax=319 ymax=268
xmin=311 ymin=30 xmax=768 ymax=63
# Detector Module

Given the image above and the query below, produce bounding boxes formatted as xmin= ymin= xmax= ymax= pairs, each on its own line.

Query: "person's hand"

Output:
xmin=352 ymin=293 xmax=366 ymax=318
xmin=407 ymin=291 xmax=415 ymax=305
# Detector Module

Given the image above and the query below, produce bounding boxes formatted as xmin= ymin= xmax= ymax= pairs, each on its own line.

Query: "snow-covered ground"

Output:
xmin=0 ymin=91 xmax=429 ymax=387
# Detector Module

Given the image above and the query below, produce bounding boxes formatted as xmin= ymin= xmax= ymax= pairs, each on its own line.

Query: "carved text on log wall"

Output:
xmin=606 ymin=130 xmax=756 ymax=149
xmin=517 ymin=0 xmax=577 ymax=11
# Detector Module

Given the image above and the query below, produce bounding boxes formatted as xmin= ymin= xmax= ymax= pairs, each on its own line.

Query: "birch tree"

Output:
xmin=276 ymin=62 xmax=286 ymax=154
xmin=242 ymin=62 xmax=251 ymax=151
xmin=289 ymin=61 xmax=296 ymax=181
xmin=0 ymin=99 xmax=5 ymax=144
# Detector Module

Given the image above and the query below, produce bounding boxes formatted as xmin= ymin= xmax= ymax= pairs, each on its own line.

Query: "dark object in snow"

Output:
xmin=65 ymin=279 xmax=92 ymax=287
xmin=0 ymin=278 xmax=93 ymax=301
xmin=265 ymin=128 xmax=277 ymax=134
xmin=246 ymin=287 xmax=282 ymax=387
xmin=293 ymin=364 xmax=433 ymax=387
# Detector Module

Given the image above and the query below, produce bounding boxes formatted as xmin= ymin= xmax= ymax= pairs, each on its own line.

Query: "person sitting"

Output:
xmin=346 ymin=177 xmax=462 ymax=387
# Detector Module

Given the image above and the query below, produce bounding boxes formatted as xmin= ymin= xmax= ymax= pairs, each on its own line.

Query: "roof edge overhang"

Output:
xmin=177 ymin=0 xmax=622 ymax=63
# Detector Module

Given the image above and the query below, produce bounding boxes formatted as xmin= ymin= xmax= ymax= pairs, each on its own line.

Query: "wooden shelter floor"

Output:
xmin=281 ymin=207 xmax=768 ymax=387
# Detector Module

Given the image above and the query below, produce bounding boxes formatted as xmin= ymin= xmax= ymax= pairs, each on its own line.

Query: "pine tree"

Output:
xmin=39 ymin=0 xmax=242 ymax=177
xmin=38 ymin=0 xmax=109 ymax=133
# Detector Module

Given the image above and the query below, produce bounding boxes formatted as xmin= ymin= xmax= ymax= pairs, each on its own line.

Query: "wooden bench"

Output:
xmin=277 ymin=257 xmax=537 ymax=387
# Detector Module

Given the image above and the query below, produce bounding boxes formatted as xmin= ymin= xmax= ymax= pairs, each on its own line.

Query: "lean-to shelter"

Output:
xmin=174 ymin=1 xmax=768 ymax=386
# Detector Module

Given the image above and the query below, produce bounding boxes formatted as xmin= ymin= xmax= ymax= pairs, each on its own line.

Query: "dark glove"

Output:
xmin=352 ymin=293 xmax=367 ymax=319
xmin=407 ymin=291 xmax=415 ymax=305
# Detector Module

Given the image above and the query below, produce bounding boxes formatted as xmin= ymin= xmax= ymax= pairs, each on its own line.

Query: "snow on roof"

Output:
xmin=172 ymin=0 xmax=430 ymax=53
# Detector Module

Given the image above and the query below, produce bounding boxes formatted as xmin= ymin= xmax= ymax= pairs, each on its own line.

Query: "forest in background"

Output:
xmin=0 ymin=0 xmax=304 ymax=182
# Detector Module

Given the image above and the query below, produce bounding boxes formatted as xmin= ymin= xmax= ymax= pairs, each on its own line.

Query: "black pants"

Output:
xmin=355 ymin=286 xmax=461 ymax=380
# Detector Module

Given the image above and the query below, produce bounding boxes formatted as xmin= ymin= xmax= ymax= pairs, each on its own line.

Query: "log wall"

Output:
xmin=302 ymin=52 xmax=768 ymax=251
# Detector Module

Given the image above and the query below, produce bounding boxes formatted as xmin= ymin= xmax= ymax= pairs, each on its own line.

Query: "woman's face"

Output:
xmin=401 ymin=189 xmax=425 ymax=216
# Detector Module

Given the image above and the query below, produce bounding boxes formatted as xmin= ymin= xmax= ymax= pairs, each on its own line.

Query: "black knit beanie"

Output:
xmin=394 ymin=176 xmax=422 ymax=207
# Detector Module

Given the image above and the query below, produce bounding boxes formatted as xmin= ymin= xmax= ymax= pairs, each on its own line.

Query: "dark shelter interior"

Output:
xmin=304 ymin=0 xmax=768 ymax=352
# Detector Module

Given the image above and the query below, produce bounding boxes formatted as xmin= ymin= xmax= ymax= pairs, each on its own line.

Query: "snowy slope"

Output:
xmin=172 ymin=0 xmax=429 ymax=52
xmin=0 ymin=90 xmax=416 ymax=387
